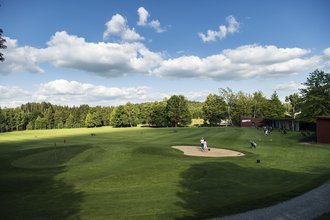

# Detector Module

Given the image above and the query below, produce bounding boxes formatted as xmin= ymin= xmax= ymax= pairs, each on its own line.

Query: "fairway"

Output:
xmin=1 ymin=126 xmax=330 ymax=219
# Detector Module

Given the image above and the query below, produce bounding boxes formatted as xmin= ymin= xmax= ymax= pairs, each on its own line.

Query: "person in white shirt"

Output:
xmin=200 ymin=137 xmax=204 ymax=151
xmin=203 ymin=139 xmax=208 ymax=152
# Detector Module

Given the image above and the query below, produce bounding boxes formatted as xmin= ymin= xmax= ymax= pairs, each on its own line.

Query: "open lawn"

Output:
xmin=1 ymin=126 xmax=330 ymax=219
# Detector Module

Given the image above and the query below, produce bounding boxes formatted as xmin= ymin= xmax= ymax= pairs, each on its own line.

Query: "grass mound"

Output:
xmin=12 ymin=146 xmax=88 ymax=169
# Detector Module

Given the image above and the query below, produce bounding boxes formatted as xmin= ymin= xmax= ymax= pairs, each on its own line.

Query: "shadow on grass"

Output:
xmin=0 ymin=146 xmax=88 ymax=220
xmin=176 ymin=162 xmax=330 ymax=220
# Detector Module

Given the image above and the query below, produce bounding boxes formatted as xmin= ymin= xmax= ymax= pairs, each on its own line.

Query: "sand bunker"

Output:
xmin=172 ymin=146 xmax=244 ymax=157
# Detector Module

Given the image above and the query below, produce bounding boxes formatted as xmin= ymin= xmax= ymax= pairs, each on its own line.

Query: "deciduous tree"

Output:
xmin=166 ymin=95 xmax=191 ymax=127
xmin=263 ymin=91 xmax=285 ymax=118
xmin=111 ymin=105 xmax=130 ymax=127
xmin=124 ymin=103 xmax=139 ymax=127
xmin=252 ymin=91 xmax=268 ymax=118
xmin=0 ymin=108 xmax=5 ymax=132
xmin=202 ymin=94 xmax=226 ymax=125
xmin=219 ymin=87 xmax=236 ymax=125
xmin=150 ymin=101 xmax=167 ymax=127
xmin=285 ymin=93 xmax=301 ymax=119
xmin=35 ymin=116 xmax=47 ymax=130
xmin=300 ymin=69 xmax=330 ymax=121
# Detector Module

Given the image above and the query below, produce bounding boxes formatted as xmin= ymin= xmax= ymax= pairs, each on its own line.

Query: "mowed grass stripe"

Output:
xmin=0 ymin=126 xmax=330 ymax=219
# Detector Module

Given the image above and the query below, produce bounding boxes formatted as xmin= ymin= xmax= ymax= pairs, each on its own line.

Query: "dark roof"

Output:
xmin=316 ymin=116 xmax=330 ymax=120
xmin=264 ymin=118 xmax=296 ymax=121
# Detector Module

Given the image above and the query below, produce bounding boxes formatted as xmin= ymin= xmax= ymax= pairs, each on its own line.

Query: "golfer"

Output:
xmin=203 ymin=139 xmax=208 ymax=152
xmin=200 ymin=137 xmax=204 ymax=151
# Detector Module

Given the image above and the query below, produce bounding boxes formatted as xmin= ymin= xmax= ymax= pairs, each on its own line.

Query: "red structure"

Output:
xmin=316 ymin=116 xmax=330 ymax=144
xmin=240 ymin=117 xmax=264 ymax=127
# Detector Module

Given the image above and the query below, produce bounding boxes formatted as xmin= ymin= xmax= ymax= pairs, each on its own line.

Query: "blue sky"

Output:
xmin=1 ymin=0 xmax=330 ymax=107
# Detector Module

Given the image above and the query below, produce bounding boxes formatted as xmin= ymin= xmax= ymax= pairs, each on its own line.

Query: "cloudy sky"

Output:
xmin=0 ymin=0 xmax=330 ymax=107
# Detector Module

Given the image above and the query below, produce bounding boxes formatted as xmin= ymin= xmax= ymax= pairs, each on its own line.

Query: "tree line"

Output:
xmin=0 ymin=70 xmax=329 ymax=132
xmin=0 ymin=92 xmax=283 ymax=132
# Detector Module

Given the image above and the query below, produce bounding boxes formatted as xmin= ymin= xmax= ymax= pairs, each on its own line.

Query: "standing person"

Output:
xmin=203 ymin=139 xmax=208 ymax=152
xmin=263 ymin=126 xmax=269 ymax=135
xmin=200 ymin=137 xmax=204 ymax=151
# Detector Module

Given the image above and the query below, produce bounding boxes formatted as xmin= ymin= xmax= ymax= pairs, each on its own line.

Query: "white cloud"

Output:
xmin=274 ymin=81 xmax=306 ymax=91
xmin=152 ymin=56 xmax=204 ymax=78
xmin=0 ymin=80 xmax=156 ymax=107
xmin=0 ymin=37 xmax=44 ymax=75
xmin=0 ymin=85 xmax=31 ymax=107
xmin=1 ymin=32 xmax=163 ymax=77
xmin=0 ymin=81 xmax=210 ymax=107
xmin=198 ymin=15 xmax=239 ymax=42
xmin=137 ymin=7 xmax=166 ymax=33
xmin=137 ymin=7 xmax=149 ymax=26
xmin=40 ymin=31 xmax=162 ymax=77
xmin=0 ymin=32 xmax=327 ymax=82
xmin=149 ymin=20 xmax=165 ymax=33
xmin=152 ymin=45 xmax=321 ymax=80
xmin=164 ymin=91 xmax=210 ymax=102
xmin=103 ymin=14 xmax=144 ymax=42
xmin=226 ymin=15 xmax=240 ymax=33
xmin=0 ymin=85 xmax=30 ymax=99
xmin=222 ymin=45 xmax=310 ymax=64
xmin=323 ymin=48 xmax=330 ymax=71
xmin=273 ymin=81 xmax=307 ymax=102
xmin=324 ymin=47 xmax=330 ymax=57
xmin=33 ymin=79 xmax=152 ymax=106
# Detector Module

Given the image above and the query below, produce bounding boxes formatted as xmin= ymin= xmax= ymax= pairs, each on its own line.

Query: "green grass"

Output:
xmin=1 ymin=126 xmax=330 ymax=219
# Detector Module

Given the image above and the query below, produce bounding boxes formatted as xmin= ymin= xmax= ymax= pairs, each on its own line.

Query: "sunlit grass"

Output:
xmin=1 ymin=126 xmax=330 ymax=219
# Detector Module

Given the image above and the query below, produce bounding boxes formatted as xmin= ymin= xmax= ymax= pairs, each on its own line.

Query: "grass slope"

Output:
xmin=1 ymin=126 xmax=330 ymax=219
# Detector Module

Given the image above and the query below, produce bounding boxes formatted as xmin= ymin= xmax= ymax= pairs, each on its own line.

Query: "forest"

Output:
xmin=0 ymin=70 xmax=329 ymax=132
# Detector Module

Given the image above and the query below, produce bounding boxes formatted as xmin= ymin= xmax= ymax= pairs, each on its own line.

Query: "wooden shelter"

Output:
xmin=240 ymin=117 xmax=264 ymax=127
xmin=264 ymin=118 xmax=300 ymax=131
xmin=316 ymin=116 xmax=330 ymax=144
